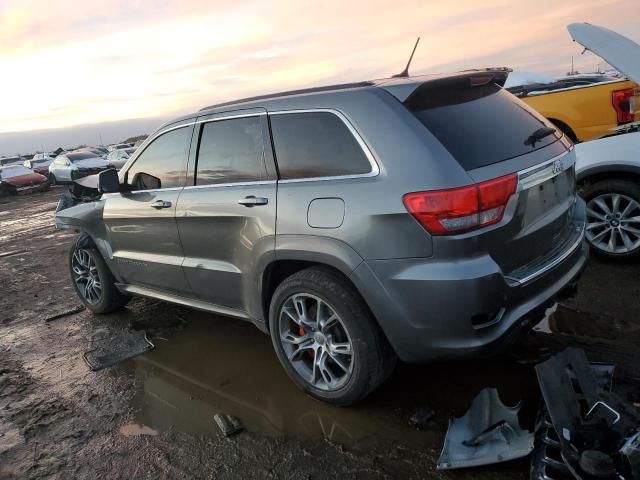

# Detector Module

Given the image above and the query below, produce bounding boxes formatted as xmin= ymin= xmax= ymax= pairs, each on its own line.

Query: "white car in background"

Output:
xmin=572 ymin=23 xmax=640 ymax=259
xmin=48 ymin=151 xmax=111 ymax=184
xmin=105 ymin=146 xmax=137 ymax=170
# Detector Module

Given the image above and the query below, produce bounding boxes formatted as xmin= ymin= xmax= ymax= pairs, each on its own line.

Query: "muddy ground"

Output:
xmin=1 ymin=188 xmax=639 ymax=479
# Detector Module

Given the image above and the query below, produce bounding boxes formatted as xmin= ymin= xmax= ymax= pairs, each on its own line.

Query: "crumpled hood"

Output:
xmin=2 ymin=172 xmax=47 ymax=186
xmin=73 ymin=158 xmax=110 ymax=169
xmin=568 ymin=23 xmax=640 ymax=85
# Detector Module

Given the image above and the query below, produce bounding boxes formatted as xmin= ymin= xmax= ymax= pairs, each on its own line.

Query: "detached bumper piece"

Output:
xmin=437 ymin=388 xmax=534 ymax=470
xmin=534 ymin=348 xmax=640 ymax=479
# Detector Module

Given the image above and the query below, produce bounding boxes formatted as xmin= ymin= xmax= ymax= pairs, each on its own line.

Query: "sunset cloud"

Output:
xmin=0 ymin=0 xmax=638 ymax=134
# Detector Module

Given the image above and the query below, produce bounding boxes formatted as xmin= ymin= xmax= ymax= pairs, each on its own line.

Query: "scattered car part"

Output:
xmin=213 ymin=413 xmax=243 ymax=437
xmin=408 ymin=405 xmax=435 ymax=430
xmin=43 ymin=305 xmax=86 ymax=322
xmin=535 ymin=348 xmax=640 ymax=479
xmin=530 ymin=363 xmax=616 ymax=480
xmin=437 ymin=388 xmax=534 ymax=470
xmin=83 ymin=330 xmax=154 ymax=371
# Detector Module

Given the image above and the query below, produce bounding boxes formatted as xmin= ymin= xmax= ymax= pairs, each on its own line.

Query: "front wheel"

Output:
xmin=582 ymin=179 xmax=640 ymax=259
xmin=69 ymin=244 xmax=130 ymax=313
xmin=269 ymin=267 xmax=396 ymax=406
xmin=48 ymin=173 xmax=57 ymax=186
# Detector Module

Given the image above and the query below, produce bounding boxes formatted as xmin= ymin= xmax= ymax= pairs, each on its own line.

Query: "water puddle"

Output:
xmin=536 ymin=303 xmax=637 ymax=340
xmin=124 ymin=311 xmax=533 ymax=449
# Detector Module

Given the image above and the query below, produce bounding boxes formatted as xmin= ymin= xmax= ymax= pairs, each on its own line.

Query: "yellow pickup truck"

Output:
xmin=507 ymin=77 xmax=639 ymax=143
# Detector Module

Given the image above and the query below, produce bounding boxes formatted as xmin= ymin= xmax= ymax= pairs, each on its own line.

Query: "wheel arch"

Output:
xmin=577 ymin=164 xmax=640 ymax=187
xmin=548 ymin=118 xmax=578 ymax=143
xmin=259 ymin=235 xmax=365 ymax=333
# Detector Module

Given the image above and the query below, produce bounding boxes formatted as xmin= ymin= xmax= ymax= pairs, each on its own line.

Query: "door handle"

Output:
xmin=238 ymin=196 xmax=268 ymax=207
xmin=150 ymin=200 xmax=172 ymax=209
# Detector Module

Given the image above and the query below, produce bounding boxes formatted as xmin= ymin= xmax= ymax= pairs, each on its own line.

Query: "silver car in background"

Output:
xmin=48 ymin=151 xmax=111 ymax=184
xmin=106 ymin=147 xmax=137 ymax=170
xmin=56 ymin=70 xmax=588 ymax=405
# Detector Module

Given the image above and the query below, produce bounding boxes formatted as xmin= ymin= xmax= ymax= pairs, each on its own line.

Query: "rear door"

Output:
xmin=175 ymin=109 xmax=276 ymax=311
xmin=103 ymin=123 xmax=194 ymax=293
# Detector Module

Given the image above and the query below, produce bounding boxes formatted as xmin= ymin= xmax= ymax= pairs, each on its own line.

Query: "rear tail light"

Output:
xmin=612 ymin=88 xmax=635 ymax=124
xmin=403 ymin=174 xmax=517 ymax=235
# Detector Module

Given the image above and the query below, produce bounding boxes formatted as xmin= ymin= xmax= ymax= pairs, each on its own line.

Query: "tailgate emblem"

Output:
xmin=552 ymin=159 xmax=563 ymax=175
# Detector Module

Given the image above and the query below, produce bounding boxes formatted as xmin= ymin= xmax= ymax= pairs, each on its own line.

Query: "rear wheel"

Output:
xmin=582 ymin=179 xmax=640 ymax=259
xmin=269 ymin=267 xmax=396 ymax=406
xmin=69 ymin=244 xmax=130 ymax=313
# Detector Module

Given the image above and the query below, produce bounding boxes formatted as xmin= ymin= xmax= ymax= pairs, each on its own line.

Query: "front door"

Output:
xmin=176 ymin=111 xmax=276 ymax=311
xmin=103 ymin=123 xmax=194 ymax=294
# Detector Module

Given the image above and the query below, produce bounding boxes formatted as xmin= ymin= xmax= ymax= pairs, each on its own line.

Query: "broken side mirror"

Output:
xmin=133 ymin=172 xmax=161 ymax=191
xmin=98 ymin=168 xmax=120 ymax=194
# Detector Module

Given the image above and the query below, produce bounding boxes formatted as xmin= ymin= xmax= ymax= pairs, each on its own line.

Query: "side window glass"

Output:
xmin=269 ymin=111 xmax=372 ymax=180
xmin=195 ymin=116 xmax=265 ymax=185
xmin=126 ymin=126 xmax=191 ymax=190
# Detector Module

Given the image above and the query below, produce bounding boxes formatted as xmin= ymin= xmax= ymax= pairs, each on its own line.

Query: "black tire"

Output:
xmin=49 ymin=173 xmax=57 ymax=186
xmin=269 ymin=266 xmax=396 ymax=406
xmin=581 ymin=178 xmax=640 ymax=260
xmin=69 ymin=244 xmax=131 ymax=313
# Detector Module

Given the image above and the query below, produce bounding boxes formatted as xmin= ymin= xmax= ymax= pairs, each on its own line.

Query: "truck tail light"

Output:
xmin=612 ymin=88 xmax=635 ymax=124
xmin=403 ymin=174 xmax=517 ymax=235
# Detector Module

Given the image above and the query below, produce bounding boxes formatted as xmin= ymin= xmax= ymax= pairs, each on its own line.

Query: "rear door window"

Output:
xmin=407 ymin=84 xmax=561 ymax=170
xmin=270 ymin=111 xmax=372 ymax=180
xmin=195 ymin=116 xmax=266 ymax=185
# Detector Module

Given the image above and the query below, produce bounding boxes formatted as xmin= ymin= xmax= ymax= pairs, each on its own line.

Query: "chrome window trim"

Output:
xmin=183 ymin=180 xmax=276 ymax=191
xmin=195 ymin=111 xmax=266 ymax=124
xmin=269 ymin=108 xmax=380 ymax=183
xmin=516 ymin=146 xmax=575 ymax=192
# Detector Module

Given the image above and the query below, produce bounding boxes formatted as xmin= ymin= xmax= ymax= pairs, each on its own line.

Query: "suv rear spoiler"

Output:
xmin=375 ymin=68 xmax=512 ymax=103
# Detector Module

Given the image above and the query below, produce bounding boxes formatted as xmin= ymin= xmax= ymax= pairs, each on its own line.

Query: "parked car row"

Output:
xmin=0 ymin=143 xmax=139 ymax=196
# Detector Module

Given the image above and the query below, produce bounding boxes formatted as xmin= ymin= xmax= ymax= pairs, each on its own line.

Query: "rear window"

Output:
xmin=270 ymin=111 xmax=372 ymax=180
xmin=407 ymin=84 xmax=561 ymax=170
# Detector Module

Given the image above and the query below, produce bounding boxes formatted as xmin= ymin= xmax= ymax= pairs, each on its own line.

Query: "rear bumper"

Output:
xmin=351 ymin=205 xmax=589 ymax=363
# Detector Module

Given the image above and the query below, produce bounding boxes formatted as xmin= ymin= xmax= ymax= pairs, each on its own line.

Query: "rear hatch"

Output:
xmin=402 ymin=73 xmax=579 ymax=280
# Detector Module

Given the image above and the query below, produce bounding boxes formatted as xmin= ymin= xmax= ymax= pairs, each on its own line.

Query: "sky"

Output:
xmin=0 ymin=0 xmax=639 ymax=151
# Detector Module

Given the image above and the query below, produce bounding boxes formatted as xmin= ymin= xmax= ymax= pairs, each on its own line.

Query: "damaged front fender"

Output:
xmin=54 ymin=174 xmax=104 ymax=230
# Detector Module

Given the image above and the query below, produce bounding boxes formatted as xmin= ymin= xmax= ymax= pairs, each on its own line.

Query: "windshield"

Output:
xmin=0 ymin=166 xmax=32 ymax=179
xmin=67 ymin=152 xmax=100 ymax=162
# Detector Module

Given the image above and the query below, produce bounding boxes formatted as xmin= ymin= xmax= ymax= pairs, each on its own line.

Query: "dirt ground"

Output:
xmin=1 ymin=188 xmax=639 ymax=479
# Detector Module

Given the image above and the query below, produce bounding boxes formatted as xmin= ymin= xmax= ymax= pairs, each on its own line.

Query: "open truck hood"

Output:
xmin=568 ymin=23 xmax=640 ymax=85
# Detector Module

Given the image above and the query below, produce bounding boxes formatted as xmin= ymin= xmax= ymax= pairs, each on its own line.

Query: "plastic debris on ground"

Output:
xmin=533 ymin=348 xmax=640 ymax=479
xmin=83 ymin=329 xmax=154 ymax=371
xmin=214 ymin=413 xmax=244 ymax=437
xmin=437 ymin=388 xmax=534 ymax=470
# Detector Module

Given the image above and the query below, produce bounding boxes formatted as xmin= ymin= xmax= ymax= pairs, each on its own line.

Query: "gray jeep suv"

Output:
xmin=56 ymin=70 xmax=588 ymax=405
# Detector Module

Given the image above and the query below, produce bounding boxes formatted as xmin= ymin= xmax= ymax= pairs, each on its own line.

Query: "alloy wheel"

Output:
xmin=71 ymin=249 xmax=103 ymax=304
xmin=278 ymin=293 xmax=354 ymax=391
xmin=586 ymin=193 xmax=640 ymax=254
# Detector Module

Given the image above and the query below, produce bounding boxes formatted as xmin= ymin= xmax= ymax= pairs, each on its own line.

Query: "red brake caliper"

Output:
xmin=298 ymin=326 xmax=314 ymax=358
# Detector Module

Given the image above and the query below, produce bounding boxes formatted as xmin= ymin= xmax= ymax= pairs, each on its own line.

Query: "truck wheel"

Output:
xmin=582 ymin=179 xmax=640 ymax=259
xmin=269 ymin=267 xmax=396 ymax=406
xmin=69 ymin=244 xmax=131 ymax=313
